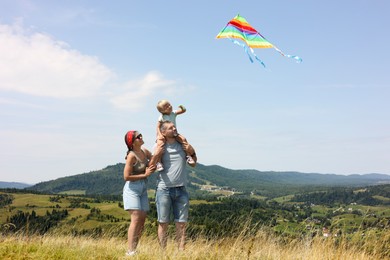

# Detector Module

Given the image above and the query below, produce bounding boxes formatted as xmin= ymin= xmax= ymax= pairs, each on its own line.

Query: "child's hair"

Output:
xmin=156 ymin=100 xmax=169 ymax=113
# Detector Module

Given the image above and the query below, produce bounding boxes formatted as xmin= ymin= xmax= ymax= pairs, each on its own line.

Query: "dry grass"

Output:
xmin=1 ymin=226 xmax=388 ymax=260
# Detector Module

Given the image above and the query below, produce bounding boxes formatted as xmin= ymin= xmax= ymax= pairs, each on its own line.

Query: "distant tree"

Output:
xmin=7 ymin=209 xmax=68 ymax=235
xmin=0 ymin=194 xmax=14 ymax=207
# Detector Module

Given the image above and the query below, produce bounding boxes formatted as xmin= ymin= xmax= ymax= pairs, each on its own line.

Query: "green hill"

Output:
xmin=27 ymin=163 xmax=390 ymax=197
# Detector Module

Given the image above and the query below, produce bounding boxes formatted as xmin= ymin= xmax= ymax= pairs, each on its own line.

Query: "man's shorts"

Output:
xmin=155 ymin=186 xmax=189 ymax=223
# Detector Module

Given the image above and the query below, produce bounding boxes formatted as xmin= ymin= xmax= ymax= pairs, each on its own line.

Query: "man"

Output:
xmin=154 ymin=120 xmax=197 ymax=250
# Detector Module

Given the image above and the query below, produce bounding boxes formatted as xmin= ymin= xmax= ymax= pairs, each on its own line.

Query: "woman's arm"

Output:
xmin=144 ymin=148 xmax=156 ymax=176
xmin=123 ymin=153 xmax=148 ymax=181
xmin=144 ymin=148 xmax=153 ymax=160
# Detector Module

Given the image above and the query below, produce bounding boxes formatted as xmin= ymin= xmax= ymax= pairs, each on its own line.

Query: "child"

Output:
xmin=150 ymin=99 xmax=196 ymax=171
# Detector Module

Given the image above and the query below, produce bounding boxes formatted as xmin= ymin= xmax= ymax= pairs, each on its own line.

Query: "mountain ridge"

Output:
xmin=25 ymin=163 xmax=390 ymax=197
xmin=0 ymin=181 xmax=32 ymax=189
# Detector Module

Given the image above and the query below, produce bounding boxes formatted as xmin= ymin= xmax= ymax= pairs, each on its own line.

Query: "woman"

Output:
xmin=123 ymin=130 xmax=154 ymax=256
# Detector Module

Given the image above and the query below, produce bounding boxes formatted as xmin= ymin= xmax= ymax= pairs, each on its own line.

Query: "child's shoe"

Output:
xmin=186 ymin=156 xmax=195 ymax=166
xmin=156 ymin=162 xmax=164 ymax=172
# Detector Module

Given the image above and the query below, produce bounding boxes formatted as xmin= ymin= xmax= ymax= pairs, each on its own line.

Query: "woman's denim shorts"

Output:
xmin=123 ymin=180 xmax=149 ymax=211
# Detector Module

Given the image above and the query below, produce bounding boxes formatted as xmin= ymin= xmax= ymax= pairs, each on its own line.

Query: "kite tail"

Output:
xmin=230 ymin=39 xmax=266 ymax=67
xmin=231 ymin=39 xmax=253 ymax=63
xmin=249 ymin=47 xmax=266 ymax=68
xmin=273 ymin=46 xmax=303 ymax=63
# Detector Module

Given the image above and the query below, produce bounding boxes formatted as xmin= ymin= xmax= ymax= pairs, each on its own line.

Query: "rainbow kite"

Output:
xmin=216 ymin=14 xmax=302 ymax=67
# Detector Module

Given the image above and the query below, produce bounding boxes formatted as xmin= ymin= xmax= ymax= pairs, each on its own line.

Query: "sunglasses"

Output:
xmin=135 ymin=134 xmax=143 ymax=140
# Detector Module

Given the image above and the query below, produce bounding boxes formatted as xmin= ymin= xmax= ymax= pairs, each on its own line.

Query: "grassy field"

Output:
xmin=1 ymin=191 xmax=389 ymax=259
xmin=1 ymin=226 xmax=388 ymax=260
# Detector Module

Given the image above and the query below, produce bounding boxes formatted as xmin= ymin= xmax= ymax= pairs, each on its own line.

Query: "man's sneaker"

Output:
xmin=125 ymin=250 xmax=137 ymax=256
xmin=186 ymin=156 xmax=195 ymax=166
xmin=156 ymin=162 xmax=164 ymax=172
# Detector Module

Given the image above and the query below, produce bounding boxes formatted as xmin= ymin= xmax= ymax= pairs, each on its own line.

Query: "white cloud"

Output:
xmin=0 ymin=22 xmax=114 ymax=98
xmin=110 ymin=71 xmax=177 ymax=110
xmin=0 ymin=22 xmax=193 ymax=112
xmin=0 ymin=96 xmax=45 ymax=109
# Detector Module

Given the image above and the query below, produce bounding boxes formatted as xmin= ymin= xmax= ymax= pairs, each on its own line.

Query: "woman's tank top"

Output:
xmin=131 ymin=149 xmax=148 ymax=175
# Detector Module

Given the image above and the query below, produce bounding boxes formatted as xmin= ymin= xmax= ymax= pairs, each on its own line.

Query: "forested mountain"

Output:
xmin=27 ymin=163 xmax=390 ymax=197
xmin=193 ymin=164 xmax=390 ymax=194
xmin=291 ymin=185 xmax=390 ymax=206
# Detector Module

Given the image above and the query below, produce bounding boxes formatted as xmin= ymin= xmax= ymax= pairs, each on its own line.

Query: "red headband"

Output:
xmin=125 ymin=131 xmax=136 ymax=149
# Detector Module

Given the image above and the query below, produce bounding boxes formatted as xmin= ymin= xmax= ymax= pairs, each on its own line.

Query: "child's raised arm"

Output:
xmin=176 ymin=104 xmax=186 ymax=115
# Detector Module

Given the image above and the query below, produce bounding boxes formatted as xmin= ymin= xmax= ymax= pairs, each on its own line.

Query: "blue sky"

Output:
xmin=1 ymin=0 xmax=389 ymax=184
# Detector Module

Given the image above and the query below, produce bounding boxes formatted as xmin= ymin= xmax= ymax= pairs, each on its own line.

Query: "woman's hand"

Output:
xmin=145 ymin=167 xmax=155 ymax=177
